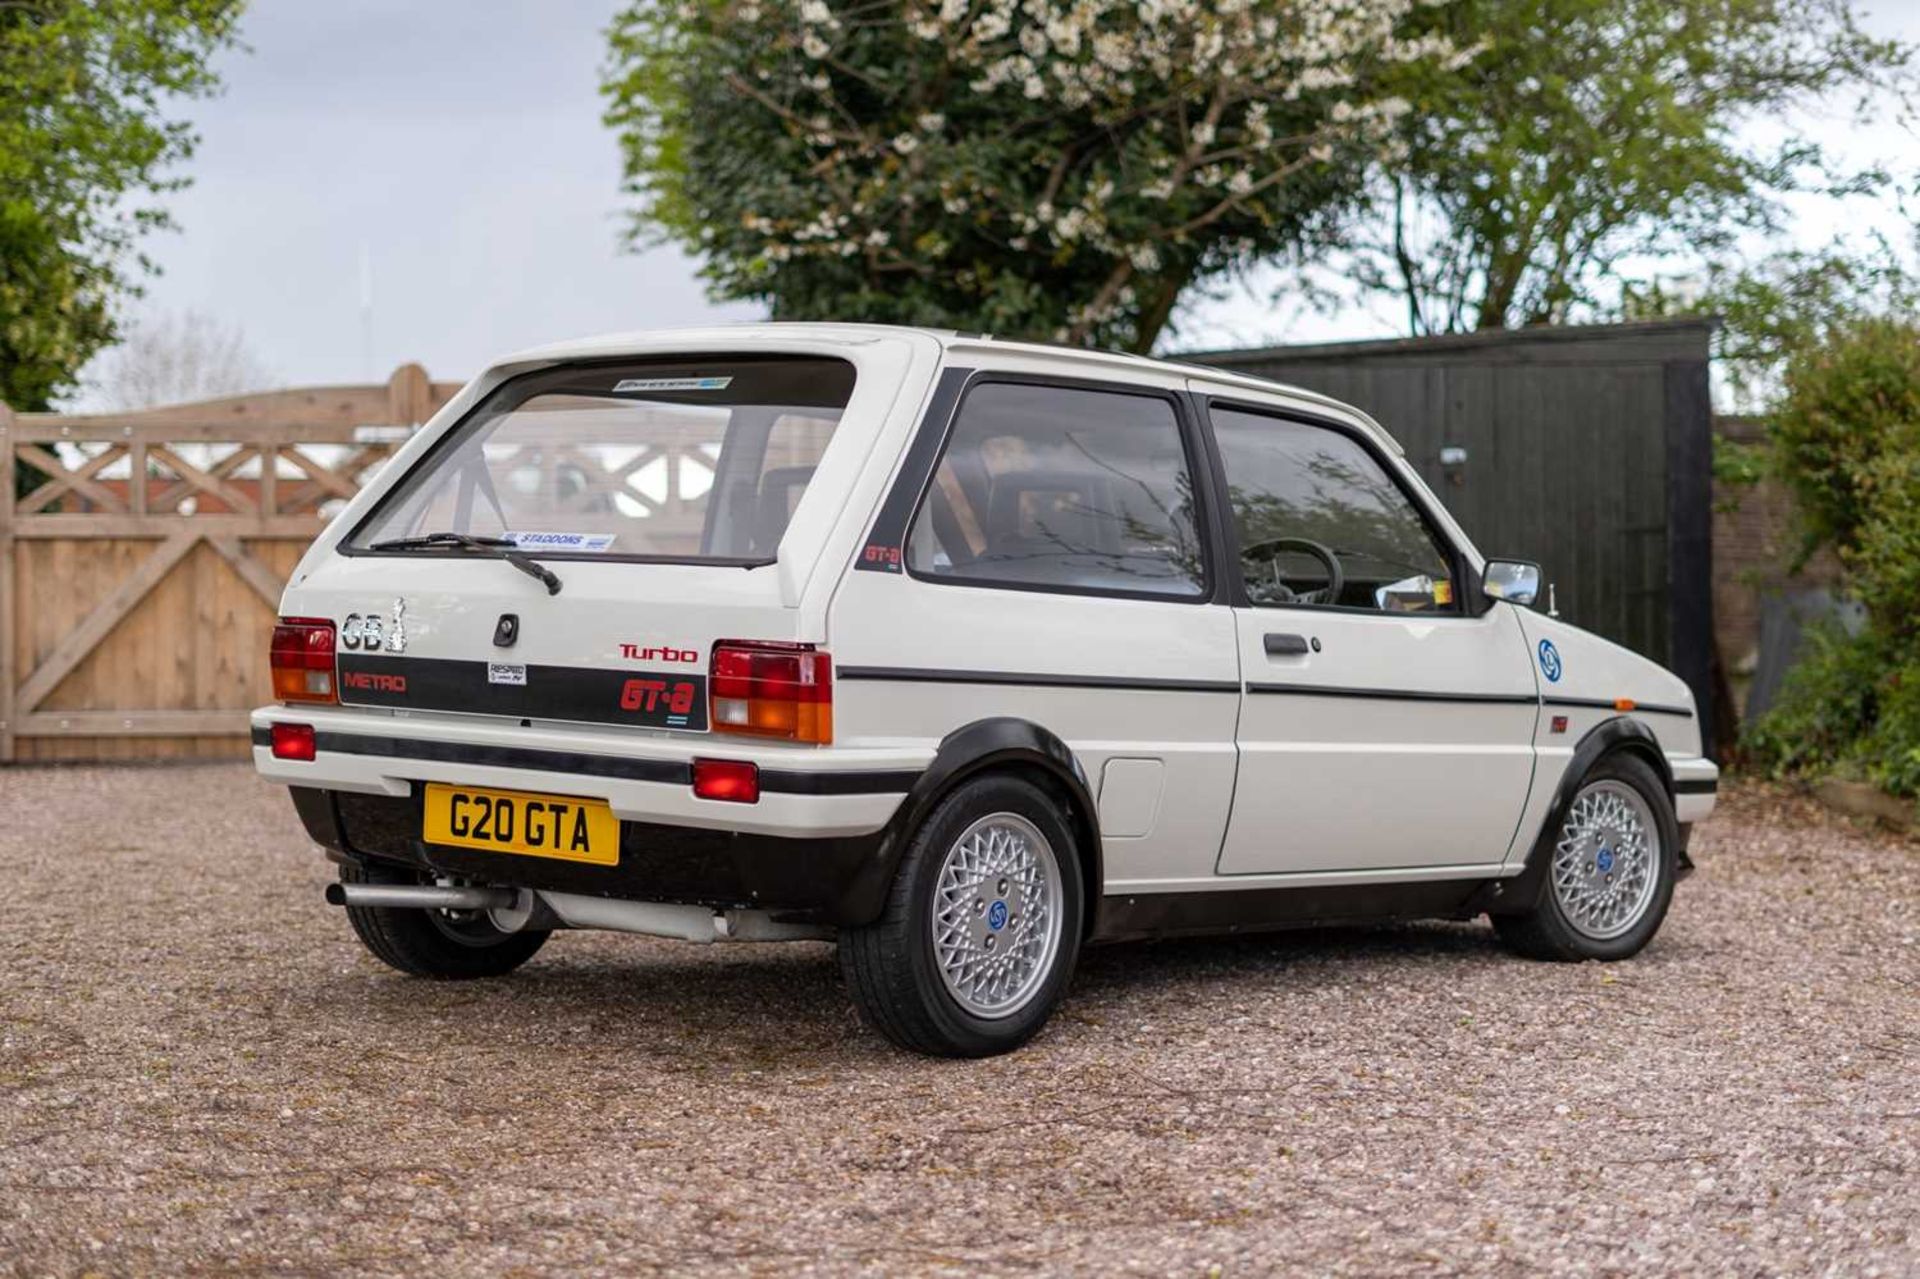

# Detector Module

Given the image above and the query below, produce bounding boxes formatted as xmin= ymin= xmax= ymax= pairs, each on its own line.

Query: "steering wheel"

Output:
xmin=1240 ymin=535 xmax=1344 ymax=606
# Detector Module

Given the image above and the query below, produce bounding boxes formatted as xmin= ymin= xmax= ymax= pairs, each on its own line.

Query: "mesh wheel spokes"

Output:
xmin=931 ymin=813 xmax=1064 ymax=1018
xmin=1550 ymin=780 xmax=1661 ymax=941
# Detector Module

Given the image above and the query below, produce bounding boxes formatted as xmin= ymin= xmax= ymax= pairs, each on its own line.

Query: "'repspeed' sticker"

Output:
xmin=611 ymin=376 xmax=733 ymax=393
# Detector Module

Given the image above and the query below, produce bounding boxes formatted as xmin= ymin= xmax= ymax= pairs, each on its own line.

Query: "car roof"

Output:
xmin=494 ymin=321 xmax=1401 ymax=453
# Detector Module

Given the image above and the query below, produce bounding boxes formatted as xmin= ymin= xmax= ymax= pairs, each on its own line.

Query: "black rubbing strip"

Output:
xmin=313 ymin=731 xmax=692 ymax=783
xmin=303 ymin=730 xmax=917 ymax=794
xmin=1543 ymin=696 xmax=1695 ymax=718
xmin=837 ymin=665 xmax=1240 ymax=694
xmin=757 ymin=768 xmax=921 ymax=795
xmin=1243 ymin=682 xmax=1540 ymax=705
xmin=1673 ymin=778 xmax=1718 ymax=795
xmin=853 ymin=366 xmax=973 ymax=572
xmin=250 ymin=725 xmax=271 ymax=747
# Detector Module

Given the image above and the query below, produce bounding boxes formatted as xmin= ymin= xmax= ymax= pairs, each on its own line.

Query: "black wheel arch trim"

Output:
xmin=859 ymin=717 xmax=1104 ymax=934
xmin=1479 ymin=716 xmax=1676 ymax=917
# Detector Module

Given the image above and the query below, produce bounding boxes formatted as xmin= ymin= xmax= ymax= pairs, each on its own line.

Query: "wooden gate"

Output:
xmin=0 ymin=365 xmax=459 ymax=762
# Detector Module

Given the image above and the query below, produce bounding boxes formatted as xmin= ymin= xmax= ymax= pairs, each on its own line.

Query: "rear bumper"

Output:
xmin=1669 ymin=755 xmax=1720 ymax=824
xmin=290 ymin=785 xmax=898 ymax=927
xmin=251 ymin=705 xmax=927 ymax=838
xmin=257 ymin=706 xmax=932 ymax=928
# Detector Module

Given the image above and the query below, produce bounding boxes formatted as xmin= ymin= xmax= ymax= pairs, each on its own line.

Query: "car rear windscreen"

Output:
xmin=348 ymin=355 xmax=856 ymax=562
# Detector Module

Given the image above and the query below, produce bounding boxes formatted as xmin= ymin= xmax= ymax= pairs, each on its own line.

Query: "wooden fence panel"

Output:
xmin=0 ymin=366 xmax=461 ymax=763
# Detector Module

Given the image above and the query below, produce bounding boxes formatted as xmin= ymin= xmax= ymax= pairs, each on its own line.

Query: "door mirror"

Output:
xmin=1481 ymin=559 xmax=1541 ymax=607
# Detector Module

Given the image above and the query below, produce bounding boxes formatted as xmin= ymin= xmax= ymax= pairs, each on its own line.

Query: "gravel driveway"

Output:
xmin=2 ymin=765 xmax=1914 ymax=1276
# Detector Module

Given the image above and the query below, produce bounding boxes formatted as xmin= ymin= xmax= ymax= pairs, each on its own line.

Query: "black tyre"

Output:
xmin=840 ymin=774 xmax=1084 ymax=1057
xmin=338 ymin=862 xmax=549 ymax=979
xmin=1494 ymin=753 xmax=1678 ymax=962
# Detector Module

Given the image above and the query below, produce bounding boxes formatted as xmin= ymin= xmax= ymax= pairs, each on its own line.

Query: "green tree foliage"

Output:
xmin=1625 ymin=236 xmax=1920 ymax=411
xmin=1351 ymin=0 xmax=1908 ymax=334
xmin=603 ymin=0 xmax=1471 ymax=352
xmin=0 ymin=0 xmax=243 ymax=411
xmin=1742 ymin=621 xmax=1886 ymax=777
xmin=1625 ymin=238 xmax=1920 ymax=521
xmin=1745 ymin=318 xmax=1920 ymax=796
xmin=1769 ymin=317 xmax=1920 ymax=630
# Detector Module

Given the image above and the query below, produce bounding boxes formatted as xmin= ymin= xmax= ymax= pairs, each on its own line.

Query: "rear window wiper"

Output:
xmin=369 ymin=532 xmax=516 ymax=552
xmin=367 ymin=532 xmax=564 ymax=595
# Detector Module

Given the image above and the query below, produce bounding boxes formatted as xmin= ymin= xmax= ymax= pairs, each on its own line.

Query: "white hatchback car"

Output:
xmin=255 ymin=324 xmax=1718 ymax=1056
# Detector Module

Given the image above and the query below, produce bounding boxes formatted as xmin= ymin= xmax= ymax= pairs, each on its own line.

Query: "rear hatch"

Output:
xmin=283 ymin=351 xmax=867 ymax=738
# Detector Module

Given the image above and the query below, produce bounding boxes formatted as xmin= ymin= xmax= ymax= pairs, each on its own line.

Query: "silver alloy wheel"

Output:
xmin=931 ymin=812 xmax=1064 ymax=1018
xmin=1551 ymin=779 xmax=1662 ymax=941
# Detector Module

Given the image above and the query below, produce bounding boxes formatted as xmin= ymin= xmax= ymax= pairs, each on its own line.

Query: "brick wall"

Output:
xmin=1712 ymin=416 xmax=1842 ymax=722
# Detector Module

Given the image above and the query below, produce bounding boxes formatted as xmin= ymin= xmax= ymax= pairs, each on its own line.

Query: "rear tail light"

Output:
xmin=269 ymin=722 xmax=317 ymax=761
xmin=692 ymin=758 xmax=760 ymax=803
xmin=710 ymin=640 xmax=832 ymax=743
xmin=270 ymin=617 xmax=337 ymax=703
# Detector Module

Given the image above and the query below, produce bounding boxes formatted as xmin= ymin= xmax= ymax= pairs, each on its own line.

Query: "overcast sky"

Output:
xmin=84 ymin=0 xmax=1920 ymax=402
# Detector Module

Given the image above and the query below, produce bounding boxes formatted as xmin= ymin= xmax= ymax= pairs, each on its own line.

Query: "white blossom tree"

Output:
xmin=604 ymin=0 xmax=1472 ymax=351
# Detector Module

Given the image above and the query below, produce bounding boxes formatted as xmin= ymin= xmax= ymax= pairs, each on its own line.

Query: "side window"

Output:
xmin=1209 ymin=406 xmax=1458 ymax=614
xmin=906 ymin=382 xmax=1206 ymax=598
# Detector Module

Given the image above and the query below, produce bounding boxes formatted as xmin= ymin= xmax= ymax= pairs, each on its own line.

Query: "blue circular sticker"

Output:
xmin=1538 ymin=638 xmax=1563 ymax=683
xmin=987 ymin=900 xmax=1008 ymax=931
xmin=1596 ymin=846 xmax=1615 ymax=874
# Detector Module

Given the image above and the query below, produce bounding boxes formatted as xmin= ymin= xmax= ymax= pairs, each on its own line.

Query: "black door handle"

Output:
xmin=1264 ymin=632 xmax=1311 ymax=656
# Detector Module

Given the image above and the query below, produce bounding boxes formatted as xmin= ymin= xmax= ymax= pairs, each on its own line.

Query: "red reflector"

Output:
xmin=692 ymin=758 xmax=760 ymax=803
xmin=270 ymin=722 xmax=316 ymax=761
xmin=270 ymin=617 xmax=337 ymax=704
xmin=1550 ymin=715 xmax=1570 ymax=735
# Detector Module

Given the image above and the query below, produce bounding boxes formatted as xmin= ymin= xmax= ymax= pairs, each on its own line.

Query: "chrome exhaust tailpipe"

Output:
xmin=324 ymin=882 xmax=517 ymax=912
xmin=322 ymin=882 xmax=830 ymax=943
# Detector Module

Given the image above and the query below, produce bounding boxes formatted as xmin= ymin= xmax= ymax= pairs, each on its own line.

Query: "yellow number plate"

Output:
xmin=422 ymin=783 xmax=620 ymax=866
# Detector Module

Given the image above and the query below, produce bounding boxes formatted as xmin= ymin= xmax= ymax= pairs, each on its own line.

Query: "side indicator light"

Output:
xmin=270 ymin=722 xmax=317 ymax=761
xmin=1614 ymin=698 xmax=1637 ymax=712
xmin=692 ymin=758 xmax=760 ymax=803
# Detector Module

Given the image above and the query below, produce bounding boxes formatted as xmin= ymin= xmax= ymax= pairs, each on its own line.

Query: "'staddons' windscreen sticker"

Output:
xmin=611 ymin=376 xmax=733 ymax=393
xmin=504 ymin=531 xmax=617 ymax=553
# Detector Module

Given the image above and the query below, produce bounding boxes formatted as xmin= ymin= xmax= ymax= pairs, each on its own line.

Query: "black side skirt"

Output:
xmin=1091 ymin=878 xmax=1491 ymax=944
